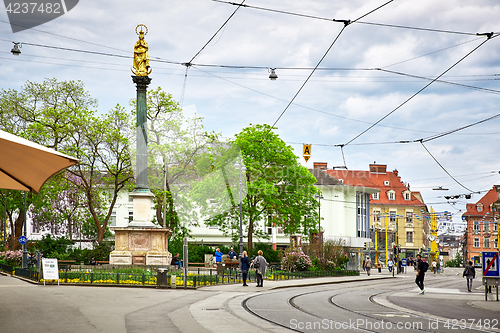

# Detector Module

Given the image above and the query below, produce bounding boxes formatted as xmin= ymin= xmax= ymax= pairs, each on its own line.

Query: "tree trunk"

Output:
xmin=13 ymin=212 xmax=23 ymax=250
xmin=97 ymin=225 xmax=105 ymax=244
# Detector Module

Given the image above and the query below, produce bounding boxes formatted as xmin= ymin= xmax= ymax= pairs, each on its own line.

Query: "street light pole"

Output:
xmin=235 ymin=159 xmax=246 ymax=258
xmin=315 ymin=193 xmax=324 ymax=257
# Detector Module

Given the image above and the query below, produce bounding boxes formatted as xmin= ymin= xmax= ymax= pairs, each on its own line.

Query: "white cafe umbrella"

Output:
xmin=0 ymin=129 xmax=79 ymax=193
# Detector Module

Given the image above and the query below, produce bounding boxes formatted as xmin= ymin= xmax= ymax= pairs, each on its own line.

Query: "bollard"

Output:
xmin=171 ymin=274 xmax=176 ymax=289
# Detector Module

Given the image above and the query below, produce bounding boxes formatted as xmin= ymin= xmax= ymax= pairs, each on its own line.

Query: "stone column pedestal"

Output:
xmin=109 ymin=227 xmax=172 ymax=265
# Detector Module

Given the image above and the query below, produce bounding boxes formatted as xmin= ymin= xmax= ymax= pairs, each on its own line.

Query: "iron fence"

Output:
xmin=0 ymin=263 xmax=13 ymax=274
xmin=36 ymin=265 xmax=359 ymax=288
xmin=14 ymin=267 xmax=38 ymax=281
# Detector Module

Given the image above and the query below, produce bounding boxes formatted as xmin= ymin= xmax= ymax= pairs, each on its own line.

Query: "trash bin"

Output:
xmin=157 ymin=268 xmax=168 ymax=288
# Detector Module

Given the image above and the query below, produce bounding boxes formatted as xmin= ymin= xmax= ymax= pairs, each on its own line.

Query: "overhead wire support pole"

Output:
xmin=342 ymin=34 xmax=496 ymax=147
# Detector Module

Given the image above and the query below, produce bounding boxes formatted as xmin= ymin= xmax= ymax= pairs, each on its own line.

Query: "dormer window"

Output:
xmin=477 ymin=203 xmax=483 ymax=212
xmin=372 ymin=192 xmax=379 ymax=200
xmin=388 ymin=191 xmax=395 ymax=200
xmin=404 ymin=191 xmax=411 ymax=201
xmin=384 ymin=181 xmax=390 ymax=186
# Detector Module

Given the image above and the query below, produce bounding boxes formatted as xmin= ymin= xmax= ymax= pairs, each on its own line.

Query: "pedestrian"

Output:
xmin=228 ymin=247 xmax=238 ymax=260
xmin=432 ymin=260 xmax=437 ymax=274
xmin=240 ymin=250 xmax=250 ymax=286
xmin=362 ymin=259 xmax=366 ymax=271
xmin=365 ymin=257 xmax=373 ymax=276
xmin=253 ymin=250 xmax=268 ymax=287
xmin=89 ymin=256 xmax=97 ymax=265
xmin=214 ymin=248 xmax=223 ymax=264
xmin=388 ymin=258 xmax=393 ymax=273
xmin=415 ymin=254 xmax=427 ymax=294
xmin=463 ymin=260 xmax=476 ymax=292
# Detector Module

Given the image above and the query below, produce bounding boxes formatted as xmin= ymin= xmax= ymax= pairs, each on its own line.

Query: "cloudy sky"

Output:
xmin=1 ymin=0 xmax=500 ymax=222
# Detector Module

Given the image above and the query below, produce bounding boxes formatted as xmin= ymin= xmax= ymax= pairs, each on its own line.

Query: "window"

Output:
xmin=110 ymin=211 xmax=117 ymax=227
xmin=32 ymin=222 xmax=40 ymax=234
xmin=494 ymin=222 xmax=498 ymax=232
xmin=406 ymin=231 xmax=413 ymax=243
xmin=128 ymin=211 xmax=133 ymax=223
xmin=484 ymin=221 xmax=490 ymax=232
xmin=374 ymin=209 xmax=381 ymax=223
xmin=372 ymin=192 xmax=379 ymax=200
xmin=473 ymin=238 xmax=480 ymax=248
xmin=495 ymin=238 xmax=498 ymax=249
xmin=390 ymin=211 xmax=396 ymax=224
xmin=404 ymin=192 xmax=411 ymax=201
xmin=128 ymin=194 xmax=133 ymax=203
xmin=388 ymin=191 xmax=395 ymax=200
xmin=473 ymin=221 xmax=479 ymax=232
xmin=484 ymin=237 xmax=490 ymax=248
xmin=384 ymin=181 xmax=390 ymax=186
xmin=477 ymin=204 xmax=483 ymax=212
xmin=406 ymin=212 xmax=413 ymax=223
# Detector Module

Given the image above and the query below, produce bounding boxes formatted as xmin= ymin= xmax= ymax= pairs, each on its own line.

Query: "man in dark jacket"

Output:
xmin=415 ymin=254 xmax=426 ymax=294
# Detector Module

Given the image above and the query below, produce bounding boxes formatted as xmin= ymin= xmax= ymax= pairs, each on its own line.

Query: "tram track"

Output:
xmin=242 ymin=276 xmax=499 ymax=333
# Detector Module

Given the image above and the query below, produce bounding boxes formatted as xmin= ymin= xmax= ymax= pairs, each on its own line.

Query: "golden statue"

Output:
xmin=132 ymin=24 xmax=152 ymax=76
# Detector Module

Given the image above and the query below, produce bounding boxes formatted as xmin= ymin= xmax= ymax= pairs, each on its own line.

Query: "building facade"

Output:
xmin=309 ymin=167 xmax=377 ymax=249
xmin=326 ymin=163 xmax=429 ymax=262
xmin=462 ymin=185 xmax=500 ymax=267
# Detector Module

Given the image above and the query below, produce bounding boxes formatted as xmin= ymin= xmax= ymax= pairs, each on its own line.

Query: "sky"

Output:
xmin=1 ymin=0 xmax=500 ymax=223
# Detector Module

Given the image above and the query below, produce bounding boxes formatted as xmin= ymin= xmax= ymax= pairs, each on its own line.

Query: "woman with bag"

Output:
xmin=240 ymin=251 xmax=250 ymax=286
xmin=463 ymin=260 xmax=476 ymax=292
xmin=253 ymin=250 xmax=268 ymax=287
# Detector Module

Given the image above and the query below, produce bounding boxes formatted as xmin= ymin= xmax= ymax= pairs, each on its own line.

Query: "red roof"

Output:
xmin=463 ymin=187 xmax=499 ymax=217
xmin=327 ymin=164 xmax=426 ymax=207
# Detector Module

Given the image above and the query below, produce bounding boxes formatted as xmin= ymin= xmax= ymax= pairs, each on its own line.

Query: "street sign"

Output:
xmin=18 ymin=236 xmax=27 ymax=245
xmin=303 ymin=144 xmax=311 ymax=162
xmin=401 ymin=259 xmax=407 ymax=266
xmin=482 ymin=252 xmax=499 ymax=277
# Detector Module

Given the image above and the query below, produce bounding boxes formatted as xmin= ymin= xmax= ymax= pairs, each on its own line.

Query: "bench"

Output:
xmin=57 ymin=260 xmax=76 ymax=265
xmin=96 ymin=261 xmax=109 ymax=265
xmin=188 ymin=262 xmax=207 ymax=267
xmin=224 ymin=261 xmax=239 ymax=269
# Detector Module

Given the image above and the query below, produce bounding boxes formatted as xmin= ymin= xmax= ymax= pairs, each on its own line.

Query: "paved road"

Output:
xmin=1 ymin=268 xmax=498 ymax=333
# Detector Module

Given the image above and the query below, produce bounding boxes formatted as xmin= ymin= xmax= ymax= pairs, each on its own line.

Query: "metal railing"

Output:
xmin=15 ymin=267 xmax=38 ymax=281
xmin=0 ymin=263 xmax=13 ymax=274
xmin=35 ymin=264 xmax=359 ymax=288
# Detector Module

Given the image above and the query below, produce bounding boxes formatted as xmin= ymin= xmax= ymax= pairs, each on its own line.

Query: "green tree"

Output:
xmin=193 ymin=124 xmax=319 ymax=253
xmin=0 ymin=79 xmax=134 ymax=244
xmin=131 ymin=87 xmax=218 ymax=238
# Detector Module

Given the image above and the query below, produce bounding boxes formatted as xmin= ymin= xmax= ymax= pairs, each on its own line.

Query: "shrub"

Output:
xmin=0 ymin=250 xmax=22 ymax=267
xmin=281 ymin=248 xmax=312 ymax=272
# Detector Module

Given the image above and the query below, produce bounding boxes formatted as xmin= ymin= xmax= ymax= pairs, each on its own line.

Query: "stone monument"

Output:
xmin=109 ymin=25 xmax=172 ymax=265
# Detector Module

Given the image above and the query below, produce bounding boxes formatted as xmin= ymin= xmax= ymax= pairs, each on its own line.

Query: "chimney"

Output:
xmin=313 ymin=162 xmax=328 ymax=170
xmin=369 ymin=164 xmax=387 ymax=174
xmin=393 ymin=169 xmax=398 ymax=177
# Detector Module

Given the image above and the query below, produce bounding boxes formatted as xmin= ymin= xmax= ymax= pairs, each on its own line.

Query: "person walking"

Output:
xmin=432 ymin=260 xmax=437 ymax=274
xmin=240 ymin=250 xmax=250 ymax=286
xmin=463 ymin=260 xmax=476 ymax=292
xmin=365 ymin=257 xmax=373 ymax=276
xmin=415 ymin=254 xmax=427 ymax=294
xmin=388 ymin=258 xmax=393 ymax=273
xmin=253 ymin=250 xmax=268 ymax=287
